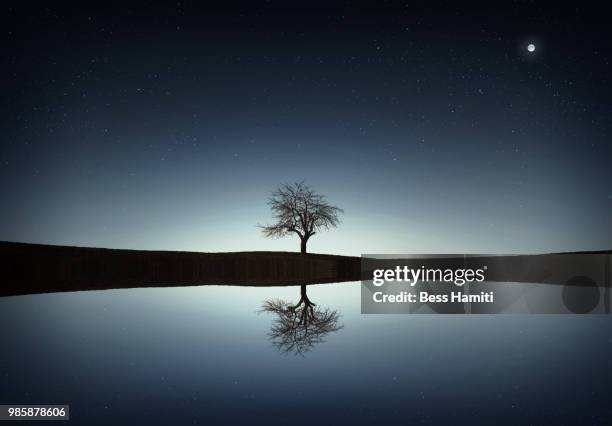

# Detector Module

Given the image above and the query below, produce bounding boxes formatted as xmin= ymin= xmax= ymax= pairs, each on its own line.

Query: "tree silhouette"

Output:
xmin=261 ymin=284 xmax=343 ymax=356
xmin=260 ymin=181 xmax=343 ymax=253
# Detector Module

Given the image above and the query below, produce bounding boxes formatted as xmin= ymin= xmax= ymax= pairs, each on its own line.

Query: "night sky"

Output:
xmin=2 ymin=2 xmax=611 ymax=255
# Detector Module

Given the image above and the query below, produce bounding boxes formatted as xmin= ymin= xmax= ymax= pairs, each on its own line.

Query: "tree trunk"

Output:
xmin=300 ymin=237 xmax=307 ymax=254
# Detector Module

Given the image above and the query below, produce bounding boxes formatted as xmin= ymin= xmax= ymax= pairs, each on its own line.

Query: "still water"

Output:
xmin=1 ymin=282 xmax=611 ymax=425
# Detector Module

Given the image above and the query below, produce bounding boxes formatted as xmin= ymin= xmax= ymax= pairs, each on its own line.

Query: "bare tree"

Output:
xmin=260 ymin=181 xmax=343 ymax=253
xmin=261 ymin=284 xmax=343 ymax=356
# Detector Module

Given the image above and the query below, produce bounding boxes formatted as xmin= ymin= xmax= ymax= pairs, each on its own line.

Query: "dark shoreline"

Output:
xmin=0 ymin=241 xmax=361 ymax=297
xmin=2 ymin=241 xmax=610 ymax=297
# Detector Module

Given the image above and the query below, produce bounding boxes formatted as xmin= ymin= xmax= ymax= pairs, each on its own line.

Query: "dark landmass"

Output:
xmin=0 ymin=241 xmax=361 ymax=297
xmin=1 ymin=241 xmax=609 ymax=297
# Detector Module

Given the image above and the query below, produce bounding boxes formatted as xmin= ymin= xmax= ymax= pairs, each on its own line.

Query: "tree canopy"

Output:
xmin=260 ymin=181 xmax=343 ymax=253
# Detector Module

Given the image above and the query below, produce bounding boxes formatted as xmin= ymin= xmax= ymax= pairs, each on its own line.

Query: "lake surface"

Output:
xmin=1 ymin=282 xmax=611 ymax=425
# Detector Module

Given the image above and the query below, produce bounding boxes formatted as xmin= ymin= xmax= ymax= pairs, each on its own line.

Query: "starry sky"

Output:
xmin=2 ymin=1 xmax=611 ymax=255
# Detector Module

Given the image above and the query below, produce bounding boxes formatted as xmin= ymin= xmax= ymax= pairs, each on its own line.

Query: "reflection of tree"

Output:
xmin=261 ymin=284 xmax=342 ymax=356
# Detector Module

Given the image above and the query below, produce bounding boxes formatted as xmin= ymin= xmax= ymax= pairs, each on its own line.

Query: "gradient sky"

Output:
xmin=2 ymin=2 xmax=611 ymax=255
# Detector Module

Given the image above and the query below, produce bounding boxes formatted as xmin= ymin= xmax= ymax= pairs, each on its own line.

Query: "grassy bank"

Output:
xmin=0 ymin=241 xmax=361 ymax=297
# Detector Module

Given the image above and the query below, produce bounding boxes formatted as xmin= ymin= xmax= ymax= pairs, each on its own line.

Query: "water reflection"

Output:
xmin=1 ymin=283 xmax=610 ymax=425
xmin=261 ymin=284 xmax=343 ymax=356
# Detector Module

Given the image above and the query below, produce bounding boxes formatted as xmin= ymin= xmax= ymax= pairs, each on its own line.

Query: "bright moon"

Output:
xmin=527 ymin=43 xmax=536 ymax=52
